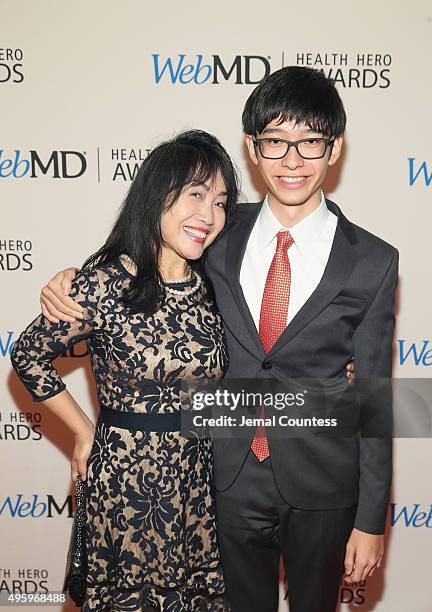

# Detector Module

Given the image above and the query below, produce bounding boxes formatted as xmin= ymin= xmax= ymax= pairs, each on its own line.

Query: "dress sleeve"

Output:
xmin=10 ymin=268 xmax=102 ymax=402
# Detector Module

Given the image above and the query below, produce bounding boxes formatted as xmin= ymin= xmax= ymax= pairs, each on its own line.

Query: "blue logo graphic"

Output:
xmin=0 ymin=494 xmax=73 ymax=518
xmin=0 ymin=331 xmax=15 ymax=356
xmin=0 ymin=150 xmax=29 ymax=178
xmin=152 ymin=54 xmax=271 ymax=85
xmin=408 ymin=158 xmax=432 ymax=187
xmin=390 ymin=503 xmax=432 ymax=527
xmin=153 ymin=54 xmax=211 ymax=84
xmin=398 ymin=340 xmax=432 ymax=366
xmin=0 ymin=149 xmax=87 ymax=179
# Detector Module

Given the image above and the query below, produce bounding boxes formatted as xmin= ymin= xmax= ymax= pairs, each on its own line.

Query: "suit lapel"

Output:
xmin=268 ymin=200 xmax=359 ymax=356
xmin=225 ymin=203 xmax=265 ymax=356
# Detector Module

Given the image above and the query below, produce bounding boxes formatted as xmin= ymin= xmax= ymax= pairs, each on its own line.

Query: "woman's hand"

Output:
xmin=71 ymin=425 xmax=95 ymax=482
xmin=40 ymin=267 xmax=82 ymax=323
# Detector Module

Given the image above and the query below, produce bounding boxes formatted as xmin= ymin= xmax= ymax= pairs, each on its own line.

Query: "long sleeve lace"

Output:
xmin=11 ymin=268 xmax=102 ymax=402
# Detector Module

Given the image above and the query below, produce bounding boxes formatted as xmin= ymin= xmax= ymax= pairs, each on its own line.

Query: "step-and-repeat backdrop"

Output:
xmin=1 ymin=1 xmax=431 ymax=610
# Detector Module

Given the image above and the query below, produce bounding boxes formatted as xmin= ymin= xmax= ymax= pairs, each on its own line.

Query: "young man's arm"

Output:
xmin=344 ymin=249 xmax=399 ymax=582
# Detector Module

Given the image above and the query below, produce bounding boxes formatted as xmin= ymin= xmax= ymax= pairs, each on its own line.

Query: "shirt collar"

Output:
xmin=258 ymin=192 xmax=329 ymax=255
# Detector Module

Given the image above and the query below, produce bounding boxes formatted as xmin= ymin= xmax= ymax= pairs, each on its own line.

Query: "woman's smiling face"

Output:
xmin=160 ymin=170 xmax=228 ymax=265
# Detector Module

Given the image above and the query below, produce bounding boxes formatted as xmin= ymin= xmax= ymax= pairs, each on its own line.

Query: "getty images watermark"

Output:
xmin=191 ymin=387 xmax=338 ymax=429
xmin=179 ymin=378 xmax=432 ymax=439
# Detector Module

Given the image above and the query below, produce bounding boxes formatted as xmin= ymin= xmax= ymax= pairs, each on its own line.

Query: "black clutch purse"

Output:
xmin=63 ymin=475 xmax=87 ymax=607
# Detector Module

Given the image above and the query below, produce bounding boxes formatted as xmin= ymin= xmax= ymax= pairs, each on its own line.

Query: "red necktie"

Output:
xmin=250 ymin=230 xmax=295 ymax=461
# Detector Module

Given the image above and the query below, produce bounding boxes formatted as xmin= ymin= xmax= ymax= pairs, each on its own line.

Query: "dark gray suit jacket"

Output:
xmin=204 ymin=199 xmax=398 ymax=535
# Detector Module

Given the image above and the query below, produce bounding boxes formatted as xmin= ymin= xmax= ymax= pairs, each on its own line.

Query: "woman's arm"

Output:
xmin=39 ymin=266 xmax=357 ymax=384
xmin=11 ymin=267 xmax=102 ymax=480
xmin=40 ymin=267 xmax=82 ymax=323
xmin=42 ymin=390 xmax=95 ymax=481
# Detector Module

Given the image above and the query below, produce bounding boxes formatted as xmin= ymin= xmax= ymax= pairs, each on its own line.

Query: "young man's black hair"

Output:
xmin=242 ymin=65 xmax=347 ymax=138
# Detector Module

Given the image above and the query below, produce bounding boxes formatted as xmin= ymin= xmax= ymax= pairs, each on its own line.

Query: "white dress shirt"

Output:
xmin=240 ymin=193 xmax=338 ymax=329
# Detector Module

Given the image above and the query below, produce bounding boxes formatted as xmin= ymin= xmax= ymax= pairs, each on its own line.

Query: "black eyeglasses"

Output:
xmin=253 ymin=136 xmax=335 ymax=160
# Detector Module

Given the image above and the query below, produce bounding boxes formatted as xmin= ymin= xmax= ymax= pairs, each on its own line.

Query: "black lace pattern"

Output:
xmin=11 ymin=260 xmax=229 ymax=611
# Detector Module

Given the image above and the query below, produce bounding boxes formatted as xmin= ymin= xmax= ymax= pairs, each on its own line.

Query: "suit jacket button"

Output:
xmin=262 ymin=360 xmax=272 ymax=370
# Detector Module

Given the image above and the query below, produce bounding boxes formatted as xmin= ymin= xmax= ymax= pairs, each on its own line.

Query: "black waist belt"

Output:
xmin=99 ymin=404 xmax=182 ymax=432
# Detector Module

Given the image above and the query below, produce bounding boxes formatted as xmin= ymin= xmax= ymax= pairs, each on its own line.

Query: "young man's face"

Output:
xmin=245 ymin=117 xmax=343 ymax=214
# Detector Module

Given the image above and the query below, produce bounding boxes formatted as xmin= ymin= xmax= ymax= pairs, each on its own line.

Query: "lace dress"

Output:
xmin=11 ymin=259 xmax=229 ymax=611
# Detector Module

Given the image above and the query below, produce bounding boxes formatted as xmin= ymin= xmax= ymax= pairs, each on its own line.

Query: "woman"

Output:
xmin=11 ymin=130 xmax=240 ymax=611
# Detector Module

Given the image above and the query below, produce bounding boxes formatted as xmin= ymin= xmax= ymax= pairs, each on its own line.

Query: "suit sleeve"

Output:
xmin=352 ymin=249 xmax=399 ymax=534
xmin=10 ymin=268 xmax=101 ymax=402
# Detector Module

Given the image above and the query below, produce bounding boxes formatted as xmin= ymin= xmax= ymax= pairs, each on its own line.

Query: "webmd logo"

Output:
xmin=390 ymin=503 xmax=432 ymax=528
xmin=152 ymin=54 xmax=271 ymax=85
xmin=398 ymin=340 xmax=432 ymax=366
xmin=408 ymin=158 xmax=432 ymax=187
xmin=0 ymin=331 xmax=15 ymax=356
xmin=0 ymin=149 xmax=87 ymax=179
xmin=0 ymin=494 xmax=74 ymax=518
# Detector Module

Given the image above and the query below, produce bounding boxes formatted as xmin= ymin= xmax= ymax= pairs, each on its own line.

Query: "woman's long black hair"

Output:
xmin=82 ymin=130 xmax=240 ymax=315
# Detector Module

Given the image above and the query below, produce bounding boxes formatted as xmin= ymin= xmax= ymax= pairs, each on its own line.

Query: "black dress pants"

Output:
xmin=216 ymin=451 xmax=356 ymax=612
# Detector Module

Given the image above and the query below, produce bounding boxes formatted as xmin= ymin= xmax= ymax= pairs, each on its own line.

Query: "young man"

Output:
xmin=40 ymin=67 xmax=398 ymax=612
